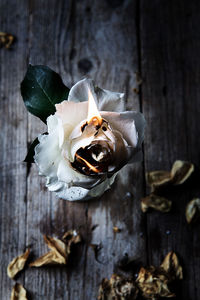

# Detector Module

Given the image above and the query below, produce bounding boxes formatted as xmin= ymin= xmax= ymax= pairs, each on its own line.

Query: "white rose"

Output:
xmin=34 ymin=79 xmax=145 ymax=201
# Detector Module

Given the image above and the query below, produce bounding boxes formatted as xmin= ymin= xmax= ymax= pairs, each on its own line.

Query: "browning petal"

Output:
xmin=98 ymin=274 xmax=138 ymax=300
xmin=146 ymin=160 xmax=194 ymax=191
xmin=43 ymin=236 xmax=68 ymax=261
xmin=11 ymin=283 xmax=28 ymax=300
xmin=146 ymin=171 xmax=171 ymax=191
xmin=29 ymin=251 xmax=65 ymax=267
xmin=0 ymin=32 xmax=14 ymax=49
xmin=29 ymin=231 xmax=81 ymax=267
xmin=171 ymin=160 xmax=194 ymax=185
xmin=7 ymin=248 xmax=30 ymax=279
xmin=185 ymin=198 xmax=200 ymax=224
xmin=113 ymin=226 xmax=122 ymax=233
xmin=141 ymin=194 xmax=172 ymax=213
xmin=136 ymin=266 xmax=175 ymax=299
xmin=62 ymin=229 xmax=81 ymax=253
xmin=160 ymin=251 xmax=183 ymax=280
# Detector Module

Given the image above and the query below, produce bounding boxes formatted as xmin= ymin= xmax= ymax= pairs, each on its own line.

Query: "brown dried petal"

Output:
xmin=7 ymin=248 xmax=30 ymax=279
xmin=0 ymin=32 xmax=14 ymax=48
xmin=113 ymin=226 xmax=122 ymax=233
xmin=29 ymin=231 xmax=81 ymax=267
xmin=185 ymin=198 xmax=200 ymax=224
xmin=146 ymin=171 xmax=171 ymax=191
xmin=136 ymin=267 xmax=175 ymax=299
xmin=141 ymin=194 xmax=172 ymax=213
xmin=98 ymin=274 xmax=138 ymax=300
xmin=44 ymin=236 xmax=68 ymax=260
xmin=29 ymin=250 xmax=66 ymax=267
xmin=160 ymin=251 xmax=183 ymax=280
xmin=11 ymin=283 xmax=28 ymax=300
xmin=62 ymin=230 xmax=81 ymax=252
xmin=171 ymin=160 xmax=194 ymax=185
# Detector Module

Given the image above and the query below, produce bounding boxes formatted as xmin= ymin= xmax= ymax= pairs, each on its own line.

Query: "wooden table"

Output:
xmin=0 ymin=1 xmax=200 ymax=299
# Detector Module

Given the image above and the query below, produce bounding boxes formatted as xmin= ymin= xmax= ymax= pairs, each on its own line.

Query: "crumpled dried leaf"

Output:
xmin=160 ymin=251 xmax=183 ymax=280
xmin=136 ymin=266 xmax=174 ymax=299
xmin=141 ymin=194 xmax=172 ymax=213
xmin=185 ymin=198 xmax=200 ymax=224
xmin=146 ymin=160 xmax=194 ymax=191
xmin=0 ymin=31 xmax=14 ymax=48
xmin=11 ymin=283 xmax=28 ymax=300
xmin=7 ymin=248 xmax=30 ymax=279
xmin=171 ymin=160 xmax=194 ymax=185
xmin=29 ymin=230 xmax=81 ymax=267
xmin=98 ymin=274 xmax=138 ymax=300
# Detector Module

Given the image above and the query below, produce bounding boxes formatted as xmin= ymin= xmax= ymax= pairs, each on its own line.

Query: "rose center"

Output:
xmin=71 ymin=143 xmax=113 ymax=176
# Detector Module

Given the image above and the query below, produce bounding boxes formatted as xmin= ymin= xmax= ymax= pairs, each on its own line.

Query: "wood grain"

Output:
xmin=141 ymin=0 xmax=200 ymax=299
xmin=0 ymin=0 xmax=199 ymax=299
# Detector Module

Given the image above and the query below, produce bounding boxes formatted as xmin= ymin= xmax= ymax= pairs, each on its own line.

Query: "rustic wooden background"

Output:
xmin=0 ymin=0 xmax=200 ymax=299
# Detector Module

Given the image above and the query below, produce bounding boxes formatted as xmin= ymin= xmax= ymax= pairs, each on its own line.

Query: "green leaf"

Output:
xmin=24 ymin=133 xmax=47 ymax=163
xmin=21 ymin=65 xmax=70 ymax=123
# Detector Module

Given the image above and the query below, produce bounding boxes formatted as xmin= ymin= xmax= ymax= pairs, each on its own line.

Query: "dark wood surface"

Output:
xmin=0 ymin=0 xmax=200 ymax=299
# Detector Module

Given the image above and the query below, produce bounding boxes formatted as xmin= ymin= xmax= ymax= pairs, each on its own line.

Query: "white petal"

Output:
xmin=95 ymin=87 xmax=125 ymax=112
xmin=68 ymin=78 xmax=125 ymax=112
xmin=68 ymin=78 xmax=97 ymax=103
xmin=34 ymin=117 xmax=62 ymax=181
xmin=55 ymin=173 xmax=117 ymax=201
xmin=101 ymin=111 xmax=146 ymax=148
xmin=55 ymin=101 xmax=88 ymax=127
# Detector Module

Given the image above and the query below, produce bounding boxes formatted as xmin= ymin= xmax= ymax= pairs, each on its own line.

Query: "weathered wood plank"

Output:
xmin=0 ymin=1 xmax=29 ymax=299
xmin=25 ymin=0 xmax=146 ymax=299
xmin=1 ymin=0 xmax=199 ymax=299
xmin=140 ymin=0 xmax=200 ymax=299
xmin=24 ymin=1 xmax=72 ymax=298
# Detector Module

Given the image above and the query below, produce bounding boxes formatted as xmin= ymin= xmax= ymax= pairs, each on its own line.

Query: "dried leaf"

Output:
xmin=160 ymin=251 xmax=183 ymax=280
xmin=185 ymin=198 xmax=200 ymax=224
xmin=146 ymin=171 xmax=171 ymax=191
xmin=141 ymin=194 xmax=172 ymax=213
xmin=98 ymin=274 xmax=138 ymax=300
xmin=136 ymin=266 xmax=175 ymax=299
xmin=29 ymin=231 xmax=81 ymax=267
xmin=171 ymin=160 xmax=194 ymax=185
xmin=11 ymin=283 xmax=28 ymax=300
xmin=7 ymin=248 xmax=30 ymax=279
xmin=0 ymin=31 xmax=14 ymax=49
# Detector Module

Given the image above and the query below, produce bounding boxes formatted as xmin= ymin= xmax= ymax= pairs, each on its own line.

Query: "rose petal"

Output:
xmin=95 ymin=86 xmax=125 ymax=112
xmin=47 ymin=114 xmax=66 ymax=148
xmin=68 ymin=78 xmax=125 ymax=112
xmin=68 ymin=78 xmax=96 ymax=102
xmin=56 ymin=100 xmax=88 ymax=127
xmin=108 ymin=130 xmax=130 ymax=173
xmin=56 ymin=173 xmax=117 ymax=201
xmin=11 ymin=283 xmax=28 ymax=300
xmin=69 ymin=123 xmax=116 ymax=162
xmin=101 ymin=111 xmax=146 ymax=148
xmin=34 ymin=122 xmax=61 ymax=181
xmin=57 ymin=156 xmax=103 ymax=189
